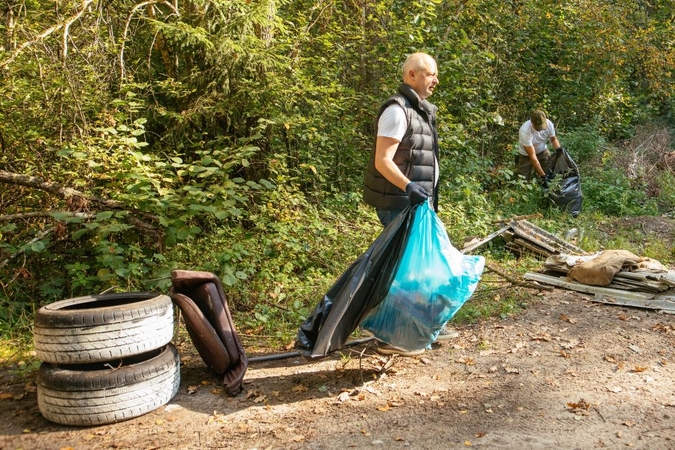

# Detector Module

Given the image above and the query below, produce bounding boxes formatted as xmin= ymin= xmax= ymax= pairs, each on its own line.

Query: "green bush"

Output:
xmin=582 ymin=168 xmax=658 ymax=216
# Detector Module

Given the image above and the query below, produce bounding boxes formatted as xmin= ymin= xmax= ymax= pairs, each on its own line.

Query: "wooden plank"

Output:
xmin=512 ymin=238 xmax=551 ymax=255
xmin=511 ymin=230 xmax=558 ymax=253
xmin=616 ymin=270 xmax=675 ymax=287
xmin=510 ymin=220 xmax=586 ymax=254
xmin=525 ymin=272 xmax=675 ymax=312
xmin=461 ymin=225 xmax=511 ymax=254
xmin=523 ymin=272 xmax=656 ymax=301
xmin=611 ymin=276 xmax=670 ymax=292
xmin=589 ymin=293 xmax=675 ymax=313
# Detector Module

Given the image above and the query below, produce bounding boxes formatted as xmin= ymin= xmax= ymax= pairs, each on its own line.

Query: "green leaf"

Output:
xmin=72 ymin=229 xmax=89 ymax=240
xmin=30 ymin=241 xmax=46 ymax=252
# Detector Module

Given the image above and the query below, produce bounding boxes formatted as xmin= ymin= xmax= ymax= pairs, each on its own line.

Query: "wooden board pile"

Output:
xmin=463 ymin=219 xmax=675 ymax=314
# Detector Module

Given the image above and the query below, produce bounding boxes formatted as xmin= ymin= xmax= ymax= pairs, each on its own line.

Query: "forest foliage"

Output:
xmin=1 ymin=0 xmax=674 ymax=340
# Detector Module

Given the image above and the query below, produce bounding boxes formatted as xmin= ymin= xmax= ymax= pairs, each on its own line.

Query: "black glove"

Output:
xmin=554 ymin=146 xmax=564 ymax=153
xmin=539 ymin=175 xmax=549 ymax=189
xmin=405 ymin=182 xmax=429 ymax=205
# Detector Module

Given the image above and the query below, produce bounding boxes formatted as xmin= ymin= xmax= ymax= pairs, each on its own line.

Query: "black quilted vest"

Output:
xmin=363 ymin=83 xmax=439 ymax=211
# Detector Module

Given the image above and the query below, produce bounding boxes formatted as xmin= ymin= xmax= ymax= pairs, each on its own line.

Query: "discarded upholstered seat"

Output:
xmin=170 ymin=270 xmax=248 ymax=396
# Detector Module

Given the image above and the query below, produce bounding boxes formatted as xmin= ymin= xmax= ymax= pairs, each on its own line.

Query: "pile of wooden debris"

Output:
xmin=462 ymin=218 xmax=675 ymax=314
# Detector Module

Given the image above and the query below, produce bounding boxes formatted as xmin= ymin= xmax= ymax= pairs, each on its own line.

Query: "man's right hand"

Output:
xmin=539 ymin=175 xmax=549 ymax=190
xmin=406 ymin=182 xmax=429 ymax=204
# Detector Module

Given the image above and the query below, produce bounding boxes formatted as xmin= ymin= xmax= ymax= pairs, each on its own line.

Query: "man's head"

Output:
xmin=531 ymin=110 xmax=548 ymax=131
xmin=402 ymin=52 xmax=438 ymax=100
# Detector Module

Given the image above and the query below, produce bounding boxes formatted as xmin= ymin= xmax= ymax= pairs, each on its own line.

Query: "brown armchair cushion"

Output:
xmin=170 ymin=270 xmax=248 ymax=396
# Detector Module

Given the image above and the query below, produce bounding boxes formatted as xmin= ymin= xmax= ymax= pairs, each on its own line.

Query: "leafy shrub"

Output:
xmin=582 ymin=168 xmax=658 ymax=216
xmin=655 ymin=170 xmax=675 ymax=214
xmin=562 ymin=124 xmax=608 ymax=167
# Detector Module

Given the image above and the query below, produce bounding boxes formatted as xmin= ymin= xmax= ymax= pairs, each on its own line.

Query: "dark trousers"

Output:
xmin=515 ymin=150 xmax=550 ymax=180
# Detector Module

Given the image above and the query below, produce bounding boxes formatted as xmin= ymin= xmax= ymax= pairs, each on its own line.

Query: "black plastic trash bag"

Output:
xmin=548 ymin=147 xmax=583 ymax=217
xmin=296 ymin=205 xmax=417 ymax=358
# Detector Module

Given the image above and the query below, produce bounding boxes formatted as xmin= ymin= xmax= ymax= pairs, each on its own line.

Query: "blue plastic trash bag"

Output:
xmin=360 ymin=201 xmax=485 ymax=351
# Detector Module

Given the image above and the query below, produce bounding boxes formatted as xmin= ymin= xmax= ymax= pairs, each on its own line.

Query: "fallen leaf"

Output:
xmin=292 ymin=385 xmax=308 ymax=392
xmin=502 ymin=364 xmax=519 ymax=374
xmin=0 ymin=393 xmax=13 ymax=400
xmin=560 ymin=339 xmax=580 ymax=349
xmin=631 ymin=366 xmax=648 ymax=373
xmin=560 ymin=314 xmax=577 ymax=324
xmin=604 ymin=355 xmax=617 ymax=363
xmin=623 ymin=421 xmax=637 ymax=427
xmin=567 ymin=398 xmax=591 ymax=415
xmin=530 ymin=334 xmax=551 ymax=342
xmin=187 ymin=385 xmax=199 ymax=394
xmin=377 ymin=404 xmax=390 ymax=412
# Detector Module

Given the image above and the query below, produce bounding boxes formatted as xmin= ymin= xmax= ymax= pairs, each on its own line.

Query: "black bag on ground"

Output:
xmin=296 ymin=205 xmax=417 ymax=358
xmin=548 ymin=147 xmax=583 ymax=217
xmin=170 ymin=270 xmax=248 ymax=396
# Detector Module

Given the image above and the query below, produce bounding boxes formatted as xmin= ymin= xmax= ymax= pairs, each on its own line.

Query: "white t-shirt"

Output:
xmin=377 ymin=104 xmax=408 ymax=140
xmin=377 ymin=104 xmax=439 ymax=185
xmin=518 ymin=119 xmax=556 ymax=155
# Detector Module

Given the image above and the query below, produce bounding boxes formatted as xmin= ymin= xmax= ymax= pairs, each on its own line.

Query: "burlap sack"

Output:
xmin=567 ymin=250 xmax=642 ymax=286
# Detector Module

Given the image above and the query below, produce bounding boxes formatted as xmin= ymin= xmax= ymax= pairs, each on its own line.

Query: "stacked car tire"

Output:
xmin=33 ymin=292 xmax=180 ymax=426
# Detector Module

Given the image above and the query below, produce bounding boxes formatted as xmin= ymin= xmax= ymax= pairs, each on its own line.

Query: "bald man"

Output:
xmin=364 ymin=52 xmax=440 ymax=227
xmin=364 ymin=53 xmax=456 ymax=355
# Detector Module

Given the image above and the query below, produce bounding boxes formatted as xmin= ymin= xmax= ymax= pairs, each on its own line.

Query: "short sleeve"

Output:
xmin=377 ymin=105 xmax=407 ymax=141
xmin=519 ymin=122 xmax=533 ymax=147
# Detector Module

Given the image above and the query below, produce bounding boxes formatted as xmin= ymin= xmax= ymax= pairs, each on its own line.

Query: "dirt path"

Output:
xmin=2 ymin=289 xmax=675 ymax=450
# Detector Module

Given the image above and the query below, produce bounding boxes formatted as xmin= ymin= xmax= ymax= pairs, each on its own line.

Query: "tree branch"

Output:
xmin=120 ymin=0 xmax=179 ymax=81
xmin=0 ymin=170 xmax=162 ymax=240
xmin=0 ymin=169 xmax=122 ymax=210
xmin=0 ymin=227 xmax=53 ymax=270
xmin=0 ymin=0 xmax=94 ymax=70
xmin=0 ymin=211 xmax=94 ymax=222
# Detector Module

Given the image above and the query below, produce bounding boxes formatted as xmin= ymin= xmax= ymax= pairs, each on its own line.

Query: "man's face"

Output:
xmin=409 ymin=59 xmax=439 ymax=100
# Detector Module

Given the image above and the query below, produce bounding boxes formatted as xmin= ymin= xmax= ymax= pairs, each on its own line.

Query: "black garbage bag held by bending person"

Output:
xmin=547 ymin=146 xmax=583 ymax=217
